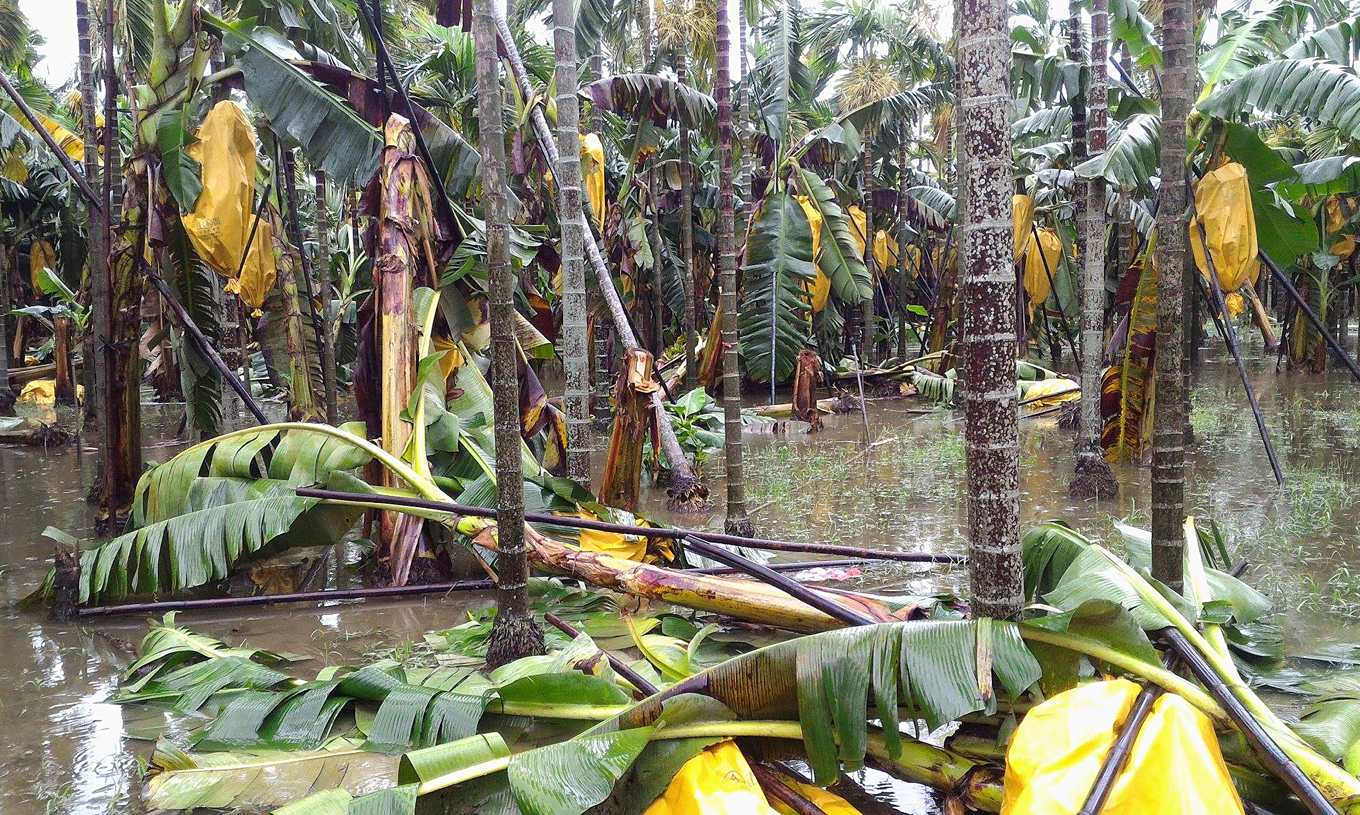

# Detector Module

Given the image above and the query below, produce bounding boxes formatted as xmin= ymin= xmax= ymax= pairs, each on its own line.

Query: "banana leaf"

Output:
xmin=793 ymin=168 xmax=872 ymax=306
xmin=737 ymin=191 xmax=816 ymax=384
xmin=1100 ymin=257 xmax=1157 ymax=461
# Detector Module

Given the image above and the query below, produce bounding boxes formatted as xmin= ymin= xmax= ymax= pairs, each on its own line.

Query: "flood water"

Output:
xmin=4 ymin=337 xmax=1360 ymax=814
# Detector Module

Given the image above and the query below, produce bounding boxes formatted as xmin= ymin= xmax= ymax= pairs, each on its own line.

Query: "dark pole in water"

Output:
xmin=293 ymin=486 xmax=966 ymax=565
xmin=1030 ymin=222 xmax=1081 ymax=365
xmin=146 ymin=271 xmax=269 ymax=424
xmin=1193 ymin=215 xmax=1283 ymax=485
xmin=75 ymin=579 xmax=494 ymax=618
xmin=1161 ymin=629 xmax=1341 ymax=815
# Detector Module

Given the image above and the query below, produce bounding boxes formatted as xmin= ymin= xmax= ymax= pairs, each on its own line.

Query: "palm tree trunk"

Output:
xmin=314 ymin=171 xmax=339 ymax=424
xmin=1070 ymin=5 xmax=1118 ymax=498
xmin=678 ymin=53 xmax=697 ymax=391
xmin=552 ymin=0 xmax=593 ymax=484
xmin=896 ymin=132 xmax=910 ymax=361
xmin=588 ymin=52 xmax=613 ymax=429
xmin=860 ymin=139 xmax=876 ymax=362
xmin=958 ymin=0 xmax=1022 ymax=619
xmin=477 ymin=0 xmax=545 ymax=668
xmin=0 ymin=251 xmax=11 ymax=415
xmin=1151 ymin=0 xmax=1191 ymax=591
xmin=492 ymin=12 xmax=709 ymax=509
xmin=716 ymin=0 xmax=752 ymax=536
xmin=76 ymin=0 xmax=103 ymax=426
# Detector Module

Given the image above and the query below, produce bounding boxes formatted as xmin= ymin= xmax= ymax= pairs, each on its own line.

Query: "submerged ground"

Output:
xmin=3 ymin=337 xmax=1359 ymax=814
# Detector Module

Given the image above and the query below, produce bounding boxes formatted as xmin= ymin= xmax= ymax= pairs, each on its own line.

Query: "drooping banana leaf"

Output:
xmin=1200 ymin=58 xmax=1360 ymax=142
xmin=1074 ymin=113 xmax=1160 ymax=190
xmin=1284 ymin=16 xmax=1360 ymax=67
xmin=793 ymin=168 xmax=872 ymax=306
xmin=737 ymin=191 xmax=816 ymax=384
xmin=1100 ymin=258 xmax=1157 ymax=462
xmin=584 ymin=73 xmax=716 ymax=134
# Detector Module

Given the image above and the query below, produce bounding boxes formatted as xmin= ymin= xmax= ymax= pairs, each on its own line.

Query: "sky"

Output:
xmin=20 ymin=0 xmax=77 ymax=85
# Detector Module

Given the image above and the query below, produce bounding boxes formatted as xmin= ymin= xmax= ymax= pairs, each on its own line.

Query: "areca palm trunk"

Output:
xmin=958 ymin=0 xmax=1022 ymax=618
xmin=860 ymin=140 xmax=876 ymax=363
xmin=476 ymin=0 xmax=545 ymax=667
xmin=896 ymin=133 xmax=910 ymax=361
xmin=1151 ymin=0 xmax=1191 ymax=590
xmin=1069 ymin=5 xmax=1118 ymax=499
xmin=678 ymin=53 xmax=697 ymax=391
xmin=716 ymin=0 xmax=752 ymax=536
xmin=552 ymin=0 xmax=592 ymax=484
xmin=76 ymin=0 xmax=103 ymax=426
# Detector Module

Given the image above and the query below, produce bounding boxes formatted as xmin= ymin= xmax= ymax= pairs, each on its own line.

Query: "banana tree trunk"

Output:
xmin=1152 ymin=0 xmax=1191 ymax=591
xmin=599 ymin=349 xmax=654 ymax=511
xmin=492 ymin=12 xmax=709 ymax=510
xmin=1071 ymin=0 xmax=1118 ymax=499
xmin=715 ymin=0 xmax=752 ymax=536
xmin=103 ymin=160 xmax=150 ymax=523
xmin=958 ymin=0 xmax=1023 ymax=619
xmin=476 ymin=0 xmax=546 ymax=667
xmin=53 ymin=315 xmax=76 ymax=405
xmin=551 ymin=0 xmax=592 ymax=484
xmin=271 ymin=206 xmax=320 ymax=422
xmin=375 ymin=116 xmax=431 ymax=586
xmin=461 ymin=518 xmax=901 ymax=633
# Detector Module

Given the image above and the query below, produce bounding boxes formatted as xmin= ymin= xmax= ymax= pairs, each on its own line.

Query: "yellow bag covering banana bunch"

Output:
xmin=873 ymin=229 xmax=898 ymax=273
xmin=1013 ymin=194 xmax=1035 ymax=264
xmin=19 ymin=379 xmax=83 ymax=405
xmin=1002 ymin=678 xmax=1244 ymax=815
xmin=1190 ymin=162 xmax=1259 ymax=293
xmin=796 ymin=195 xmax=830 ymax=313
xmin=1021 ymin=227 xmax=1062 ymax=316
xmin=769 ymin=773 xmax=861 ymax=815
xmin=582 ymin=133 xmax=606 ymax=231
xmin=181 ymin=100 xmax=277 ymax=310
xmin=28 ymin=239 xmax=56 ymax=290
xmin=847 ymin=207 xmax=898 ymax=276
xmin=1226 ymin=291 xmax=1246 ymax=319
xmin=848 ymin=205 xmax=869 ymax=259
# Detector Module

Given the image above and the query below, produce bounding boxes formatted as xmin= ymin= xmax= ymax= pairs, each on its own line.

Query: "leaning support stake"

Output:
xmin=1193 ymin=214 xmax=1283 ymax=485
xmin=0 ymin=72 xmax=103 ymax=211
xmin=146 ymin=271 xmax=268 ymax=423
xmin=1161 ymin=628 xmax=1341 ymax=815
xmin=1077 ymin=682 xmax=1160 ymax=814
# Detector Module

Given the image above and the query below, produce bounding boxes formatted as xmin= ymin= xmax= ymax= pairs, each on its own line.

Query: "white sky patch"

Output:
xmin=20 ymin=0 xmax=77 ymax=85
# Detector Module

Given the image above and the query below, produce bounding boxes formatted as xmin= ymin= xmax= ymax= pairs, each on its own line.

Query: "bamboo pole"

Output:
xmin=1262 ymin=251 xmax=1360 ymax=383
xmin=1077 ymin=682 xmax=1159 ymax=814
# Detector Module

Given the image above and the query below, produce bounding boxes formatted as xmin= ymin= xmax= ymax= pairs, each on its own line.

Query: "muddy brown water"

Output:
xmin=4 ymin=340 xmax=1360 ymax=814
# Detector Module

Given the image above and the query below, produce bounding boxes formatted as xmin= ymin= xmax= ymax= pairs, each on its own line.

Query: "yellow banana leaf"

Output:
xmin=1013 ymin=194 xmax=1035 ymax=264
xmin=33 ymin=113 xmax=85 ymax=163
xmin=1020 ymin=377 xmax=1079 ymax=411
xmin=1189 ymin=162 xmax=1259 ymax=292
xmin=847 ymin=204 xmax=868 ymax=259
xmin=29 ymin=239 xmax=55 ymax=290
xmin=1003 ymin=678 xmax=1244 ymax=814
xmin=1022 ymin=227 xmax=1062 ymax=316
xmin=182 ymin=101 xmax=277 ymax=309
xmin=1326 ymin=196 xmax=1356 ymax=260
xmin=795 ymin=195 xmax=829 ymax=312
xmin=643 ymin=740 xmax=780 ymax=815
xmin=582 ymin=132 xmax=606 ymax=231
xmin=873 ymin=229 xmax=898 ymax=272
xmin=1101 ymin=259 xmax=1158 ymax=462
xmin=1 ymin=149 xmax=27 ymax=184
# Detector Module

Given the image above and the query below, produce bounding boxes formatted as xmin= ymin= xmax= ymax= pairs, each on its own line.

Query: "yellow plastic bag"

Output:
xmin=847 ymin=205 xmax=869 ymax=260
xmin=1002 ymin=678 xmax=1244 ymax=815
xmin=29 ymin=239 xmax=56 ymax=291
xmin=1225 ymin=291 xmax=1246 ymax=319
xmin=1013 ymin=194 xmax=1035 ymax=264
xmin=1022 ymin=227 xmax=1062 ymax=316
xmin=643 ymin=740 xmax=779 ymax=815
xmin=796 ymin=195 xmax=829 ymax=313
xmin=1190 ymin=162 xmax=1259 ymax=292
xmin=18 ymin=379 xmax=83 ymax=405
xmin=873 ymin=229 xmax=898 ymax=273
xmin=582 ymin=133 xmax=606 ymax=231
xmin=182 ymin=100 xmax=277 ymax=309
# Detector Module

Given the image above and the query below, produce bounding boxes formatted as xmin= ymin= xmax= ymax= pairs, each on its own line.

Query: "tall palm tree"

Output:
xmin=715 ymin=0 xmax=753 ymax=536
xmin=476 ymin=0 xmax=545 ymax=666
xmin=75 ymin=0 xmax=104 ymax=431
xmin=552 ymin=0 xmax=592 ymax=484
xmin=1151 ymin=0 xmax=1191 ymax=590
xmin=1069 ymin=4 xmax=1118 ymax=499
xmin=958 ymin=0 xmax=1022 ymax=618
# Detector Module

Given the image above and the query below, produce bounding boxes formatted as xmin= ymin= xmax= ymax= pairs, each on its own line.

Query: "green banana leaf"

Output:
xmin=737 ymin=191 xmax=816 ymax=385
